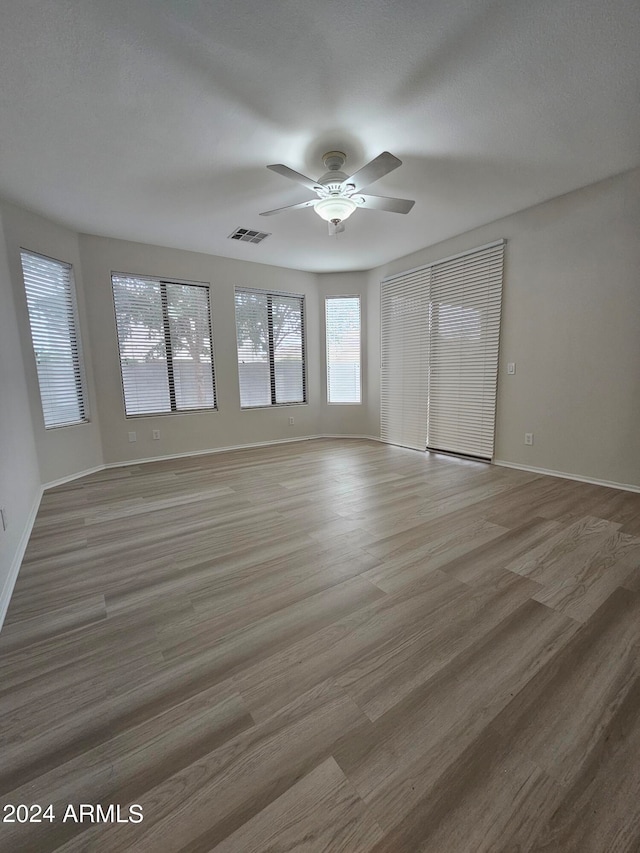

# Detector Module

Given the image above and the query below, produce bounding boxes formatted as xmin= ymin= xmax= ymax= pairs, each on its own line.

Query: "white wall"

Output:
xmin=1 ymin=201 xmax=103 ymax=485
xmin=0 ymin=208 xmax=41 ymax=611
xmin=79 ymin=235 xmax=321 ymax=464
xmin=368 ymin=167 xmax=640 ymax=488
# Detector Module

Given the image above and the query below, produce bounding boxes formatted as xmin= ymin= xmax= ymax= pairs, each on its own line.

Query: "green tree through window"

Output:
xmin=112 ymin=275 xmax=216 ymax=415
xmin=235 ymin=288 xmax=306 ymax=407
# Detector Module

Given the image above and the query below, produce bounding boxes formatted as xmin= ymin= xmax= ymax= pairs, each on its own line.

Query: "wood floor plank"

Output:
xmin=156 ymin=575 xmax=385 ymax=669
xmin=0 ymin=665 xmax=241 ymax=799
xmin=485 ymin=587 xmax=640 ymax=787
xmin=484 ymin=475 xmax=582 ymax=528
xmin=506 ymin=514 xmax=621 ymax=584
xmin=1 ymin=439 xmax=639 ymax=852
xmin=0 ymin=594 xmax=107 ymax=654
xmin=338 ymin=569 xmax=543 ymax=722
xmin=527 ymin=675 xmax=640 ymax=852
xmin=334 ymin=599 xmax=579 ymax=809
xmin=235 ymin=569 xmax=469 ymax=723
xmin=439 ymin=516 xmax=562 ymax=583
xmin=211 ymin=757 xmax=384 ymax=853
xmin=531 ymin=528 xmax=640 ymax=621
xmin=0 ymin=690 xmax=252 ymax=853
xmin=361 ymin=517 xmax=509 ymax=591
xmin=53 ymin=681 xmax=369 ymax=853
xmin=368 ymin=729 xmax=562 ymax=853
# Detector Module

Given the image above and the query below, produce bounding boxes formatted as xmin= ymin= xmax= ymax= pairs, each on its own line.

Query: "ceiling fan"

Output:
xmin=260 ymin=151 xmax=415 ymax=235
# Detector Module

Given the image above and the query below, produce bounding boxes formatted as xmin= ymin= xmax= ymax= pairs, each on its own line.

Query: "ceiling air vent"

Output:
xmin=228 ymin=227 xmax=271 ymax=244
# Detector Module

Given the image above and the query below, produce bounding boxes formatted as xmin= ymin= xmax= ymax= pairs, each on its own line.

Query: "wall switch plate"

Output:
xmin=0 ymin=507 xmax=6 ymax=531
xmin=525 ymin=432 xmax=534 ymax=445
xmin=152 ymin=429 xmax=160 ymax=440
xmin=288 ymin=417 xmax=295 ymax=425
xmin=128 ymin=431 xmax=137 ymax=443
xmin=507 ymin=362 xmax=516 ymax=374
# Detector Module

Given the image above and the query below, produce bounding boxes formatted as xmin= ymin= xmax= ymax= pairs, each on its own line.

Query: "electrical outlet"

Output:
xmin=128 ymin=431 xmax=137 ymax=443
xmin=289 ymin=417 xmax=295 ymax=425
xmin=0 ymin=507 xmax=6 ymax=531
xmin=507 ymin=362 xmax=516 ymax=375
xmin=152 ymin=429 xmax=160 ymax=440
xmin=525 ymin=432 xmax=534 ymax=445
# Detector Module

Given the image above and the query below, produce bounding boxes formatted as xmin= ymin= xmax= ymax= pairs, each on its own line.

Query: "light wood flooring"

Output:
xmin=2 ymin=438 xmax=640 ymax=852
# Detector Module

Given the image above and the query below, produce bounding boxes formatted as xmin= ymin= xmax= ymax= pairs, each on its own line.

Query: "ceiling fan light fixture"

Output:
xmin=314 ymin=195 xmax=357 ymax=223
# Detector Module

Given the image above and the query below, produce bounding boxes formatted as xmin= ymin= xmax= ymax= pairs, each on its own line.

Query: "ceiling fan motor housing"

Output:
xmin=316 ymin=151 xmax=352 ymax=191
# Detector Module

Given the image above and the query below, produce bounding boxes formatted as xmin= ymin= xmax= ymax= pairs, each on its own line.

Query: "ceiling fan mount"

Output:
xmin=260 ymin=150 xmax=415 ymax=235
xmin=321 ymin=150 xmax=347 ymax=171
xmin=316 ymin=151 xmax=350 ymax=188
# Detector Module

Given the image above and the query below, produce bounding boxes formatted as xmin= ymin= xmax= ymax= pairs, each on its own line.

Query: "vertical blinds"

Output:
xmin=235 ymin=288 xmax=306 ymax=407
xmin=326 ymin=296 xmax=361 ymax=404
xmin=112 ymin=274 xmax=216 ymax=416
xmin=380 ymin=240 xmax=504 ymax=459
xmin=20 ymin=249 xmax=87 ymax=429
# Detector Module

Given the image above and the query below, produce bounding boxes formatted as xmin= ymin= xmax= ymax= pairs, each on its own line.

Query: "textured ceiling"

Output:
xmin=1 ymin=0 xmax=639 ymax=273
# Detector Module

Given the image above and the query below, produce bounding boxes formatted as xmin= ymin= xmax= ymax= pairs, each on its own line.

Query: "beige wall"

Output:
xmin=79 ymin=235 xmax=322 ymax=464
xmin=369 ymin=167 xmax=640 ymax=488
xmin=0 ymin=209 xmax=41 ymax=599
xmin=1 ymin=201 xmax=103 ymax=485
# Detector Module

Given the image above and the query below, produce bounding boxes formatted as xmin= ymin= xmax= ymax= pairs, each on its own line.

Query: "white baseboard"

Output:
xmin=41 ymin=434 xmax=382 ymax=485
xmin=102 ymin=434 xmax=385 ymax=470
xmin=102 ymin=434 xmax=326 ymax=469
xmin=43 ymin=464 xmax=107 ymax=491
xmin=317 ymin=434 xmax=383 ymax=443
xmin=493 ymin=459 xmax=640 ymax=494
xmin=0 ymin=489 xmax=43 ymax=631
xmin=43 ymin=441 xmax=638 ymax=496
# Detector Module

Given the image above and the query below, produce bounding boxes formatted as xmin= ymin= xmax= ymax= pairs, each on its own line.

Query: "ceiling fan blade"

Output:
xmin=328 ymin=221 xmax=345 ymax=236
xmin=267 ymin=164 xmax=321 ymax=192
xmin=259 ymin=198 xmax=317 ymax=216
xmin=343 ymin=152 xmax=402 ymax=192
xmin=358 ymin=194 xmax=415 ymax=214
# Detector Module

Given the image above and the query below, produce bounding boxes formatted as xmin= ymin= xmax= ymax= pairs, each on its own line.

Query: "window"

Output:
xmin=20 ymin=250 xmax=87 ymax=429
xmin=380 ymin=240 xmax=504 ymax=459
xmin=234 ymin=288 xmax=306 ymax=408
xmin=325 ymin=296 xmax=361 ymax=404
xmin=112 ymin=274 xmax=216 ymax=416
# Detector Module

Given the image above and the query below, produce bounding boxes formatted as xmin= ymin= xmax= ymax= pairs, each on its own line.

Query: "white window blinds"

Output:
xmin=112 ymin=274 xmax=216 ymax=416
xmin=326 ymin=297 xmax=361 ymax=404
xmin=235 ymin=288 xmax=306 ymax=407
xmin=380 ymin=240 xmax=504 ymax=459
xmin=428 ymin=243 xmax=504 ymax=459
xmin=380 ymin=267 xmax=431 ymax=450
xmin=20 ymin=250 xmax=87 ymax=429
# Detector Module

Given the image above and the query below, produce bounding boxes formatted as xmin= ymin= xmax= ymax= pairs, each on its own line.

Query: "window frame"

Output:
xmin=234 ymin=286 xmax=308 ymax=409
xmin=20 ymin=248 xmax=89 ymax=430
xmin=325 ymin=295 xmax=362 ymax=405
xmin=111 ymin=272 xmax=218 ymax=418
